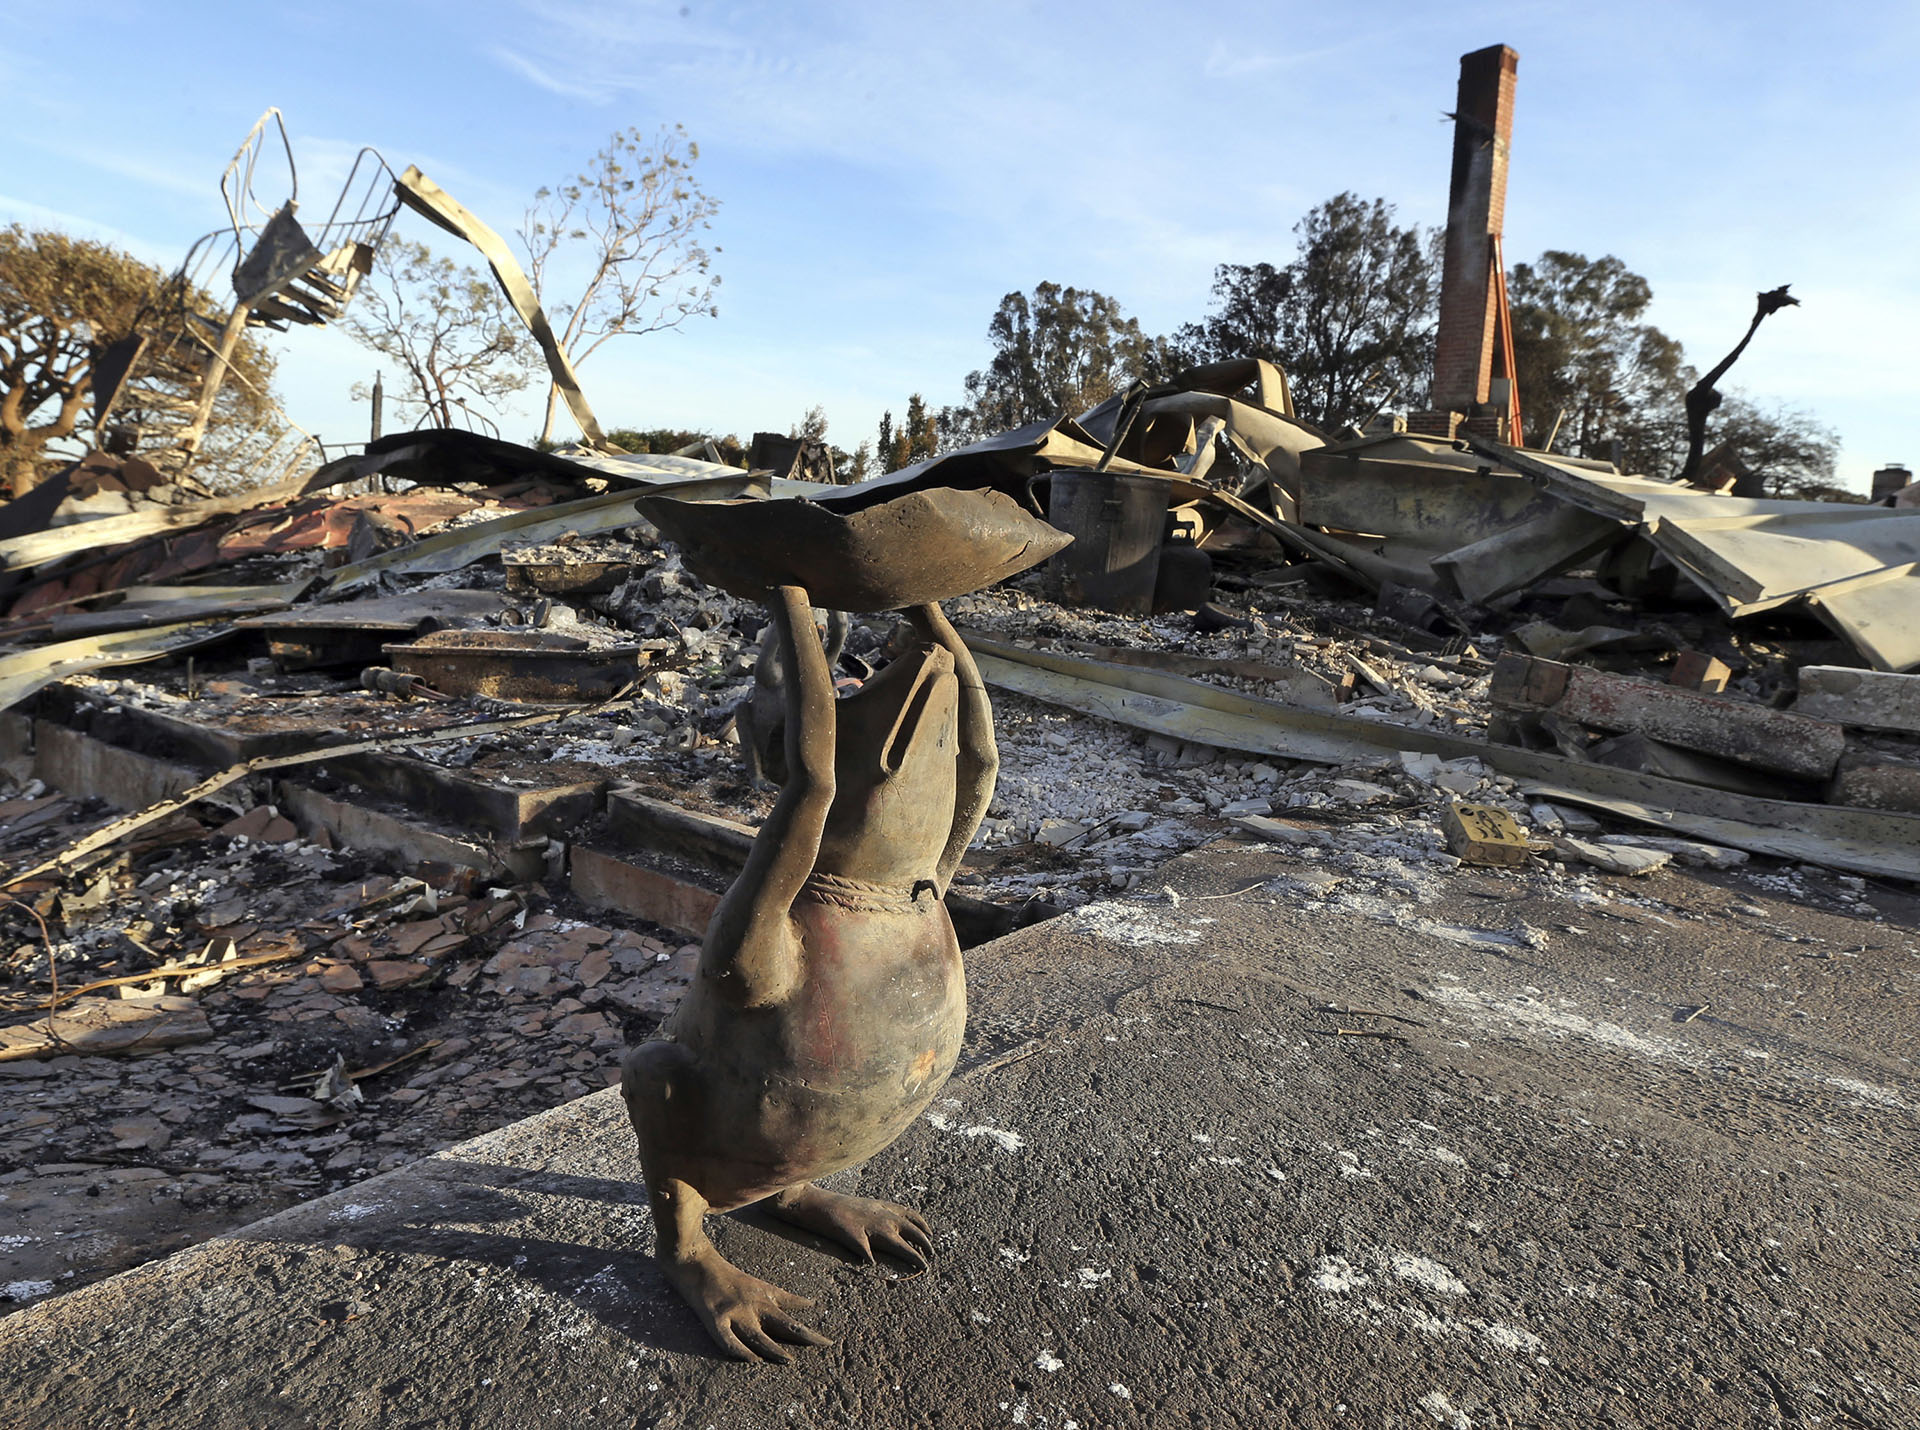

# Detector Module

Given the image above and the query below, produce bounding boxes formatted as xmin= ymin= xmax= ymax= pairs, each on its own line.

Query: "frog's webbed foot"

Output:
xmin=770 ymin=1183 xmax=936 ymax=1272
xmin=660 ymin=1242 xmax=833 ymax=1363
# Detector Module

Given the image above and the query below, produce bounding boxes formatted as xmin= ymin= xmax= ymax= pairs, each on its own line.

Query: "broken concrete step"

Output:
xmin=32 ymin=719 xmax=203 ymax=813
xmin=1491 ymin=654 xmax=1845 ymax=780
xmin=28 ymin=685 xmax=601 ymax=844
xmin=1795 ymin=666 xmax=1920 ymax=735
xmin=278 ymin=783 xmax=545 ymax=882
xmin=33 ymin=681 xmax=331 ymax=766
xmin=324 ymin=750 xmax=604 ymax=842
xmin=605 ymin=786 xmax=754 ymax=871
xmin=570 ymin=841 xmax=722 ymax=940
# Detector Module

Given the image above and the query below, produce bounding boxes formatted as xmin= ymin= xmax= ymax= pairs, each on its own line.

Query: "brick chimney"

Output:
xmin=1872 ymin=463 xmax=1912 ymax=501
xmin=1410 ymin=44 xmax=1519 ymax=441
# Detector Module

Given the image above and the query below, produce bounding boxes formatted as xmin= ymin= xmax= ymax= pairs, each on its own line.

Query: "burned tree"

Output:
xmin=1676 ymin=285 xmax=1800 ymax=487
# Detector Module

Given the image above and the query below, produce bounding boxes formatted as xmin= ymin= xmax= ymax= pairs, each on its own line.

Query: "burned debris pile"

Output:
xmin=0 ymin=345 xmax=1916 ymax=1309
xmin=4 ymin=48 xmax=1918 ymax=1316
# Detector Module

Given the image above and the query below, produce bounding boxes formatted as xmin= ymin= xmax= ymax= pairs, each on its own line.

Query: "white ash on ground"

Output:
xmin=4 ymin=487 xmax=1909 ymax=1322
xmin=947 ymin=579 xmax=1499 ymax=737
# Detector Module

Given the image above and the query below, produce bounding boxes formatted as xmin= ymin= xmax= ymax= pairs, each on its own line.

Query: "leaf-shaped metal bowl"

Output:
xmin=634 ymin=487 xmax=1072 ymax=610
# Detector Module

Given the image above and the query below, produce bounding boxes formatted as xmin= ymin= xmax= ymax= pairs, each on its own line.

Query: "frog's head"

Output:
xmin=814 ymin=640 xmax=958 ymax=885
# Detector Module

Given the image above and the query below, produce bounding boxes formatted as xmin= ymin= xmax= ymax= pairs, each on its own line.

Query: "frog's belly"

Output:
xmin=695 ymin=900 xmax=966 ymax=1202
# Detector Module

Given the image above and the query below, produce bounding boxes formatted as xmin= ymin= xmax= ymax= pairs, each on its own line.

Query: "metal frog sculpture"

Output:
xmin=623 ymin=488 xmax=1069 ymax=1361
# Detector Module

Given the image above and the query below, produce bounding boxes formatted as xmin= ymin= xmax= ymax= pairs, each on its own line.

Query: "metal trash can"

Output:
xmin=1045 ymin=470 xmax=1169 ymax=615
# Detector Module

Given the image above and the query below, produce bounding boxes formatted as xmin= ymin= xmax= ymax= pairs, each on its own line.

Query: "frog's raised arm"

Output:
xmin=907 ymin=601 xmax=998 ymax=895
xmin=701 ymin=585 xmax=835 ymax=1006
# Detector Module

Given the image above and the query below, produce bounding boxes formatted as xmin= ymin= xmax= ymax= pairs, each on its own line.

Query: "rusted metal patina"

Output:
xmin=620 ymin=491 xmax=1064 ymax=1361
xmin=502 ymin=558 xmax=634 ymax=598
xmin=383 ymin=629 xmax=643 ymax=703
xmin=633 ymin=487 xmax=1071 ymax=611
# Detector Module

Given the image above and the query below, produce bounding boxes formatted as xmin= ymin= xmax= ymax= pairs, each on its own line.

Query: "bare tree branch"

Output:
xmin=516 ymin=125 xmax=721 ymax=445
xmin=342 ymin=239 xmax=537 ymax=431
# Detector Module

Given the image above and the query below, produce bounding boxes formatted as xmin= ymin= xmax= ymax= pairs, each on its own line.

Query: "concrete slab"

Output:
xmin=1797 ymin=665 xmax=1920 ymax=734
xmin=570 ymin=840 xmax=722 ymax=939
xmin=328 ymin=749 xmax=605 ymax=841
xmin=4 ymin=843 xmax=1916 ymax=1428
xmin=31 ymin=719 xmax=204 ymax=812
xmin=277 ymin=783 xmax=545 ymax=883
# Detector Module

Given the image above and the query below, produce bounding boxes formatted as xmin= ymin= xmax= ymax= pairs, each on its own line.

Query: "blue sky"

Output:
xmin=3 ymin=1 xmax=1915 ymax=490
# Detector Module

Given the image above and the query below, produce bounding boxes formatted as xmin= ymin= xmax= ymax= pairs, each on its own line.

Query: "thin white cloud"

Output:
xmin=16 ymin=138 xmax=210 ymax=202
xmin=0 ymin=194 xmax=176 ymax=267
xmin=486 ymin=44 xmax=618 ymax=104
xmin=1203 ymin=43 xmax=1286 ymax=78
xmin=1199 ymin=37 xmax=1364 ymax=79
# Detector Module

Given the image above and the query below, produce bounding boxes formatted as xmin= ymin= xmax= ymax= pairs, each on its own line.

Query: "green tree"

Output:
xmin=520 ymin=125 xmax=721 ymax=446
xmin=604 ymin=427 xmax=744 ymax=465
xmin=793 ymin=405 xmax=829 ymax=443
xmin=876 ymin=409 xmax=902 ymax=472
xmin=904 ymin=393 xmax=937 ymax=461
xmin=1507 ymin=250 xmax=1685 ymax=471
xmin=344 ymin=239 xmax=537 ymax=429
xmin=1509 ymin=251 xmax=1839 ymax=489
xmin=943 ymin=282 xmax=1161 ymax=443
xmin=1710 ymin=396 xmax=1842 ymax=499
xmin=845 ymin=440 xmax=871 ymax=485
xmin=0 ymin=226 xmax=278 ymax=494
xmin=1175 ymin=194 xmax=1437 ymax=428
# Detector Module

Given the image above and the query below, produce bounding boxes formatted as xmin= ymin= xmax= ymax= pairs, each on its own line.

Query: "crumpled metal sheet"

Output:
xmin=1298 ymin=434 xmax=1567 ymax=544
xmin=306 ymin=428 xmax=767 ymax=495
xmin=801 ymin=366 xmax=1358 ymax=593
xmin=1294 ymin=433 xmax=1628 ymax=602
xmin=47 ymin=583 xmax=307 ymax=640
xmin=1464 ymin=436 xmax=1920 ymax=671
xmin=325 ymin=468 xmax=766 ymax=593
xmin=821 ymin=362 xmax=1321 ymax=519
xmin=0 ymin=490 xmax=482 ymax=623
xmin=635 ymin=488 xmax=1072 ymax=610
xmin=0 ymin=467 xmax=336 ymax=575
xmin=231 ymin=204 xmax=323 ymax=304
xmin=1076 ymin=359 xmax=1323 ymax=516
xmin=818 ymin=414 xmax=1168 ymax=513
xmin=0 ymin=620 xmax=240 ymax=713
xmin=393 ymin=167 xmax=610 ymax=450
xmin=556 ymin=444 xmax=833 ymax=495
xmin=1804 ymin=562 xmax=1920 ymax=673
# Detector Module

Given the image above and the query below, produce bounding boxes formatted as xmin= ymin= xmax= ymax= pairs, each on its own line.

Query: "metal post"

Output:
xmin=371 ymin=372 xmax=384 ymax=442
